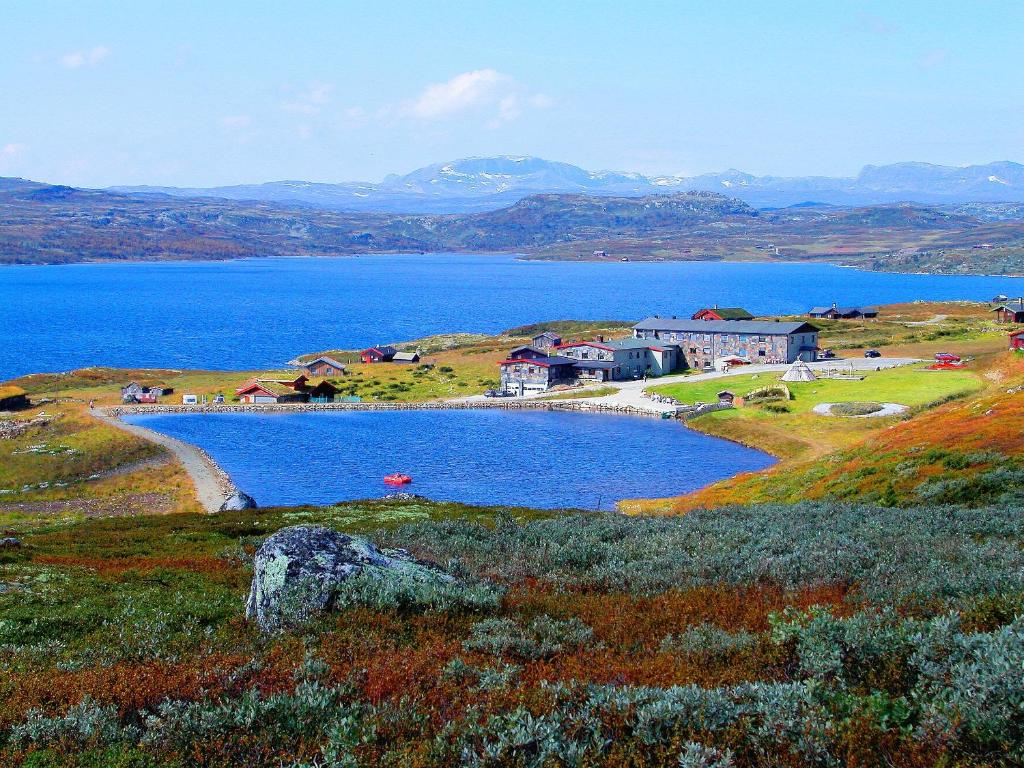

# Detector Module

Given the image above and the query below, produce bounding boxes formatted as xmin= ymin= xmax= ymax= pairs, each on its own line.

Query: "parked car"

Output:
xmin=819 ymin=348 xmax=836 ymax=359
xmin=934 ymin=352 xmax=961 ymax=362
xmin=484 ymin=389 xmax=514 ymax=398
xmin=864 ymin=349 xmax=882 ymax=358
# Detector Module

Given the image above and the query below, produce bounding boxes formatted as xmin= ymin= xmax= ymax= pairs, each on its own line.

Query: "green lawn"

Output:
xmin=652 ymin=364 xmax=982 ymax=413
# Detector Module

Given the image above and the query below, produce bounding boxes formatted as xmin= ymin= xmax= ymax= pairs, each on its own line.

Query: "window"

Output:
xmin=758 ymin=350 xmax=766 ymax=357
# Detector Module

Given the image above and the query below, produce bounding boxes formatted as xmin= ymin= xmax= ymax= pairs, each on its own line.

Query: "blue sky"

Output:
xmin=2 ymin=1 xmax=1022 ymax=187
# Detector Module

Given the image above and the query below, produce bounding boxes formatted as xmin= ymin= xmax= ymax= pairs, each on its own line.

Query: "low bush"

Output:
xmin=463 ymin=615 xmax=595 ymax=660
xmin=830 ymin=401 xmax=883 ymax=417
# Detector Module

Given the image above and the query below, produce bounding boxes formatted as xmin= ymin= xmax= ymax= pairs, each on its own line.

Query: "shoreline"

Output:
xmin=102 ymin=398 xmax=751 ymax=513
xmin=4 ymin=251 xmax=1024 ymax=278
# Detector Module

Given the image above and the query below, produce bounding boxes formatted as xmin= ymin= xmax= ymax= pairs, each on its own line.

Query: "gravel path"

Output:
xmin=90 ymin=408 xmax=234 ymax=513
xmin=812 ymin=402 xmax=910 ymax=418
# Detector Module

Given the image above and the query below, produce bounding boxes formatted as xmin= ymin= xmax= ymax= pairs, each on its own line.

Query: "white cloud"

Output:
xmin=281 ymin=83 xmax=333 ymax=115
xmin=0 ymin=143 xmax=27 ymax=173
xmin=61 ymin=45 xmax=110 ymax=69
xmin=219 ymin=115 xmax=252 ymax=130
xmin=403 ymin=69 xmax=551 ymax=127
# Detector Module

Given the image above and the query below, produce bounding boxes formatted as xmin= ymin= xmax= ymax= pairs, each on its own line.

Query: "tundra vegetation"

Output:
xmin=2 ymin=500 xmax=1024 ymax=765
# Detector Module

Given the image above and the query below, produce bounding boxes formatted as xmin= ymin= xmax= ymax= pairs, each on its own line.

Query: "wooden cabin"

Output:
xmin=361 ymin=346 xmax=397 ymax=363
xmin=992 ymin=299 xmax=1024 ymax=324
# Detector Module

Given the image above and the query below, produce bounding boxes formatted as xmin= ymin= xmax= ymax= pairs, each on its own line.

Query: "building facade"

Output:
xmin=498 ymin=356 xmax=576 ymax=395
xmin=633 ymin=318 xmax=819 ymax=368
xmin=556 ymin=338 xmax=682 ymax=379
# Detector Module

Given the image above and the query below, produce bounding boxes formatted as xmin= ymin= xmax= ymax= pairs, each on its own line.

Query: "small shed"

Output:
xmin=1011 ymin=330 xmax=1024 ymax=351
xmin=781 ymin=360 xmax=817 ymax=382
xmin=717 ymin=390 xmax=735 ymax=404
xmin=392 ymin=351 xmax=421 ymax=364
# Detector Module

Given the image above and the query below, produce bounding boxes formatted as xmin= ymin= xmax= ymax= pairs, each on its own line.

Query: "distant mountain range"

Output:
xmin=109 ymin=156 xmax=1024 ymax=212
xmin=7 ymin=174 xmax=1024 ymax=274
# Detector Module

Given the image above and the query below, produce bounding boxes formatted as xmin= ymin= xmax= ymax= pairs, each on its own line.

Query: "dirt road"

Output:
xmin=90 ymin=408 xmax=234 ymax=513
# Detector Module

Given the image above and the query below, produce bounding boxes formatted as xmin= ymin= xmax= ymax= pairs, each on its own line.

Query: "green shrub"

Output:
xmin=660 ymin=623 xmax=756 ymax=659
xmin=830 ymin=402 xmax=883 ymax=417
xmin=463 ymin=615 xmax=595 ymax=660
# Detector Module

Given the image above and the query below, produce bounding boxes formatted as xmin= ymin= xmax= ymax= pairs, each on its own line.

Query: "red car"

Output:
xmin=934 ymin=353 xmax=961 ymax=363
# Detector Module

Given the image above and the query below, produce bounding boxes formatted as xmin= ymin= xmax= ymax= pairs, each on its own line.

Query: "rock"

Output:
xmin=383 ymin=492 xmax=428 ymax=501
xmin=219 ymin=490 xmax=257 ymax=512
xmin=245 ymin=525 xmax=450 ymax=632
xmin=0 ymin=537 xmax=22 ymax=549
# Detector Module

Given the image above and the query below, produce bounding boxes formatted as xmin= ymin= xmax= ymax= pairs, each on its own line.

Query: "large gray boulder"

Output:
xmin=245 ymin=525 xmax=451 ymax=631
xmin=219 ymin=490 xmax=257 ymax=512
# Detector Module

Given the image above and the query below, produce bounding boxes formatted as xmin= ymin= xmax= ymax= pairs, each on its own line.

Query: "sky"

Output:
xmin=2 ymin=0 xmax=1023 ymax=187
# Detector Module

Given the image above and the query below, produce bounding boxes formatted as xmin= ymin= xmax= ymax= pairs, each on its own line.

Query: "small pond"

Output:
xmin=124 ymin=409 xmax=774 ymax=510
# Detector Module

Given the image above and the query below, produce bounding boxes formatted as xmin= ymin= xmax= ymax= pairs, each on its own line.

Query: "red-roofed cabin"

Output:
xmin=234 ymin=375 xmax=311 ymax=404
xmin=692 ymin=307 xmax=754 ymax=321
xmin=1011 ymin=330 xmax=1024 ymax=351
xmin=361 ymin=346 xmax=397 ymax=363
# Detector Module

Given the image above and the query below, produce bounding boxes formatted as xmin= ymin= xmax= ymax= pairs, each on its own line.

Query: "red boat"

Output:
xmin=383 ymin=473 xmax=413 ymax=485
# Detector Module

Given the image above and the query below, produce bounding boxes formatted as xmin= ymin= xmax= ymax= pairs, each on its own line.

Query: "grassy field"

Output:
xmin=654 ymin=363 xmax=981 ymax=413
xmin=639 ymin=352 xmax=1024 ymax=513
xmin=0 ymin=400 xmax=204 ymax=526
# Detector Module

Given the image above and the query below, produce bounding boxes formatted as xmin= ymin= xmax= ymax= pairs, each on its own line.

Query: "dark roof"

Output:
xmin=992 ymin=299 xmax=1024 ymax=311
xmin=695 ymin=307 xmax=754 ymax=319
xmin=604 ymin=338 xmax=678 ymax=352
xmin=364 ymin=345 xmax=397 ymax=356
xmin=532 ymin=331 xmax=562 ymax=340
xmin=634 ymin=318 xmax=818 ymax=335
xmin=304 ymin=355 xmax=347 ymax=369
xmin=499 ymin=355 xmax=576 ymax=368
xmin=808 ymin=306 xmax=878 ymax=315
xmin=572 ymin=360 xmax=617 ymax=370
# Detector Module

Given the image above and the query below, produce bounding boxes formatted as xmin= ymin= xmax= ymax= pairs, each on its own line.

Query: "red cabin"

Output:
xmin=1011 ymin=330 xmax=1024 ymax=351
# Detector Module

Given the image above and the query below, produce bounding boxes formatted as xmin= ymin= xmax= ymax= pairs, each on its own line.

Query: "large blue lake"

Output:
xmin=124 ymin=409 xmax=773 ymax=509
xmin=2 ymin=254 xmax=1022 ymax=379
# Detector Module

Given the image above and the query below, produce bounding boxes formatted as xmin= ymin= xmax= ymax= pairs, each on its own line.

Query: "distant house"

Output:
xmin=1010 ymin=330 xmax=1024 ymax=350
xmin=992 ymin=299 xmax=1024 ymax=324
xmin=121 ymin=382 xmax=173 ymax=403
xmin=121 ymin=382 xmax=146 ymax=400
xmin=807 ymin=303 xmax=879 ymax=320
xmin=717 ymin=390 xmax=735 ymax=405
xmin=993 ymin=294 xmax=1010 ymax=303
xmin=692 ymin=306 xmax=754 ymax=321
xmin=302 ymin=355 xmax=347 ymax=378
xmin=360 ymin=346 xmax=397 ymax=363
xmin=531 ymin=332 xmax=563 ymax=351
xmin=235 ymin=374 xmax=338 ymax=404
xmin=392 ymin=351 xmax=421 ymax=364
xmin=499 ymin=356 xmax=577 ymax=395
xmin=0 ymin=385 xmax=29 ymax=411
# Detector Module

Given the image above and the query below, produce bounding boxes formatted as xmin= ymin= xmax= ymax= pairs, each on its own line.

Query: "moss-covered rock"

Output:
xmin=244 ymin=525 xmax=454 ymax=631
